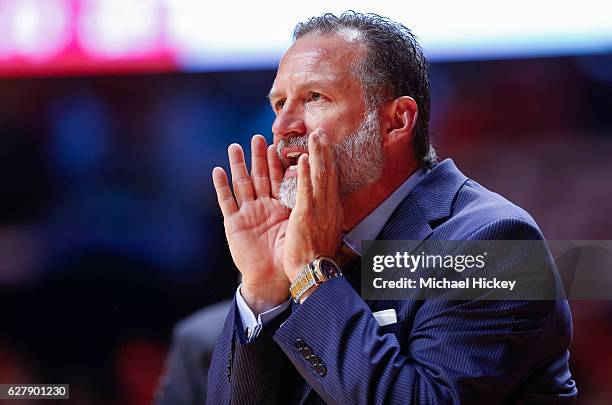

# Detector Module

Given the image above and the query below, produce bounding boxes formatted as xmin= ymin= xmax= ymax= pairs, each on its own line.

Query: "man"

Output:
xmin=208 ymin=12 xmax=577 ymax=404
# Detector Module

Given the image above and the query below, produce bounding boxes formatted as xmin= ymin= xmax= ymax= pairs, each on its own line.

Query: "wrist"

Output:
xmin=287 ymin=263 xmax=308 ymax=283
xmin=240 ymin=281 xmax=290 ymax=316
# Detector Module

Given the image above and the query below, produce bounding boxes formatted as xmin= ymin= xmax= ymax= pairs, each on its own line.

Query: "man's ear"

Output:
xmin=380 ymin=96 xmax=418 ymax=146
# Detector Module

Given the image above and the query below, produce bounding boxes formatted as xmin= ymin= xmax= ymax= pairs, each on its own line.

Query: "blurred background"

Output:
xmin=0 ymin=1 xmax=611 ymax=404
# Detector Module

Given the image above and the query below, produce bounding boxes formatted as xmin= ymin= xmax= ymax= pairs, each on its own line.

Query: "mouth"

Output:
xmin=282 ymin=148 xmax=308 ymax=177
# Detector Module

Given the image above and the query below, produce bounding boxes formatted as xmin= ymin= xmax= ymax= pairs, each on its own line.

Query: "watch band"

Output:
xmin=290 ymin=262 xmax=318 ymax=303
xmin=289 ymin=257 xmax=341 ymax=303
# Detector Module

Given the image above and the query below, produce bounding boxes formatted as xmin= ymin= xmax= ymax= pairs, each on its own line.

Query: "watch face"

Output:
xmin=319 ymin=258 xmax=341 ymax=278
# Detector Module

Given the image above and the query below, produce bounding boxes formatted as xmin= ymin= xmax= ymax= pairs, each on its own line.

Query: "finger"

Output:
xmin=268 ymin=144 xmax=284 ymax=199
xmin=320 ymin=133 xmax=339 ymax=201
xmin=295 ymin=153 xmax=313 ymax=211
xmin=250 ymin=135 xmax=271 ymax=197
xmin=228 ymin=143 xmax=255 ymax=206
xmin=212 ymin=166 xmax=238 ymax=217
xmin=308 ymin=131 xmax=327 ymax=204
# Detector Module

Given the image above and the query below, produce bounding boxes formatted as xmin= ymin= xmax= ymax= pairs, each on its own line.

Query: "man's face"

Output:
xmin=269 ymin=33 xmax=384 ymax=208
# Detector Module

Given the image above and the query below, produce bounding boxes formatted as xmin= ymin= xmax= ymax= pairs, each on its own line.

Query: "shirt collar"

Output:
xmin=343 ymin=169 xmax=425 ymax=256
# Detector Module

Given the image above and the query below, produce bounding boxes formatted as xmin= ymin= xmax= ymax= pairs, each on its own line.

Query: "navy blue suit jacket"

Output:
xmin=207 ymin=159 xmax=577 ymax=404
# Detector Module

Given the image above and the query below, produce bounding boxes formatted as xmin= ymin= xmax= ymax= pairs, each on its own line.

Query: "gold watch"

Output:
xmin=289 ymin=257 xmax=342 ymax=303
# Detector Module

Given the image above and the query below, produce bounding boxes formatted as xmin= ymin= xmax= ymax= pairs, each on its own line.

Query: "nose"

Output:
xmin=272 ymin=100 xmax=307 ymax=140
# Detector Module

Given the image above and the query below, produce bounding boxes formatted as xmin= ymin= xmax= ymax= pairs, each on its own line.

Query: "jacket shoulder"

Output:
xmin=434 ymin=179 xmax=544 ymax=240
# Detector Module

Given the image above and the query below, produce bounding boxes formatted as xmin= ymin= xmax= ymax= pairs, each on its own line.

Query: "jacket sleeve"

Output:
xmin=272 ymin=218 xmax=575 ymax=404
xmin=207 ymin=297 xmax=301 ymax=405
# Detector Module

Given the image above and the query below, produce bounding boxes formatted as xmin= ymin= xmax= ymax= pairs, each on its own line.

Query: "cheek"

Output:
xmin=304 ymin=112 xmax=356 ymax=143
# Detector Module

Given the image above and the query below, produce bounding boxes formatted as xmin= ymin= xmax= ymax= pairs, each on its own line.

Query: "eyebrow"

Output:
xmin=267 ymin=79 xmax=336 ymax=104
xmin=267 ymin=89 xmax=280 ymax=102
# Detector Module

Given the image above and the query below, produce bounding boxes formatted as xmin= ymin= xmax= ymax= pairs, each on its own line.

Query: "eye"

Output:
xmin=307 ymin=92 xmax=324 ymax=102
xmin=274 ymin=99 xmax=285 ymax=112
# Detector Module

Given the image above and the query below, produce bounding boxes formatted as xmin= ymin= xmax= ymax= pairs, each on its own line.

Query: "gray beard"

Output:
xmin=277 ymin=109 xmax=384 ymax=209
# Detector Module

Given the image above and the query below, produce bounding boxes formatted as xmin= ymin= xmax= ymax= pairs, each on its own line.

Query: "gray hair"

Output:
xmin=293 ymin=11 xmax=437 ymax=169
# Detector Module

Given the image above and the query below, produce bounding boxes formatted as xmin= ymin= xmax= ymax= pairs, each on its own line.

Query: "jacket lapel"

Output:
xmin=378 ymin=159 xmax=468 ymax=241
xmin=377 ymin=196 xmax=432 ymax=241
xmin=360 ymin=159 xmax=470 ymax=302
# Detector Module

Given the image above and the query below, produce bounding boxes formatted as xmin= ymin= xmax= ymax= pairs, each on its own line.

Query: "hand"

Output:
xmin=281 ymin=130 xmax=344 ymax=285
xmin=212 ymin=135 xmax=290 ymax=314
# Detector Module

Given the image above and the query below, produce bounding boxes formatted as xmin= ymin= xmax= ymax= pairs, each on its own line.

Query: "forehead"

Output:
xmin=271 ymin=33 xmax=366 ymax=95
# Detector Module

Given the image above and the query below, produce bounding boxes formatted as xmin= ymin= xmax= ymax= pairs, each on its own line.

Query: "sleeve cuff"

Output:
xmin=235 ymin=284 xmax=291 ymax=341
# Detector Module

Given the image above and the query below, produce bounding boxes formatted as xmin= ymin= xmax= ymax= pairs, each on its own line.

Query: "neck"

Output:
xmin=341 ymin=161 xmax=418 ymax=232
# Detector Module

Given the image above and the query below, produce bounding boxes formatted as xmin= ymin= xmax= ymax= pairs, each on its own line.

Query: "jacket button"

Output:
xmin=301 ymin=347 xmax=313 ymax=359
xmin=308 ymin=355 xmax=320 ymax=366
xmin=315 ymin=364 xmax=327 ymax=377
xmin=294 ymin=338 xmax=306 ymax=350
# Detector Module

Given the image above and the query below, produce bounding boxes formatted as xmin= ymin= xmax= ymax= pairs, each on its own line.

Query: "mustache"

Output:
xmin=276 ymin=136 xmax=308 ymax=159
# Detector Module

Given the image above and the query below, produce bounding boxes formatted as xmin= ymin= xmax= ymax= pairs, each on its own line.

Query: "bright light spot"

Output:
xmin=79 ymin=0 xmax=162 ymax=59
xmin=0 ymin=0 xmax=70 ymax=61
